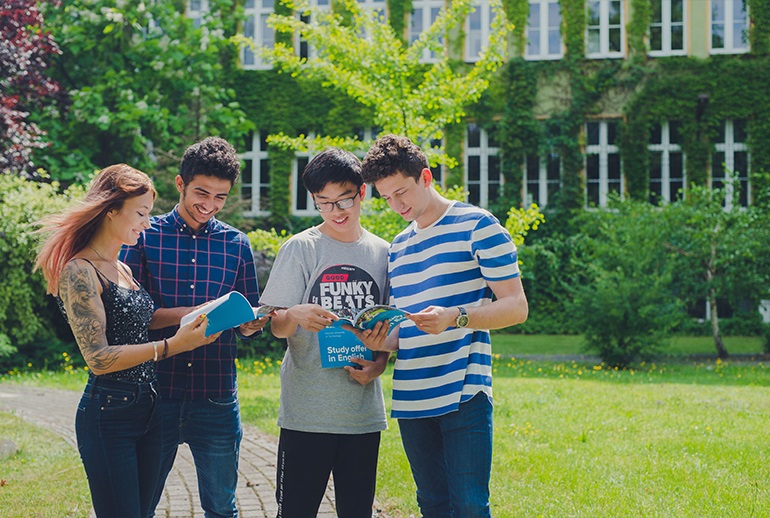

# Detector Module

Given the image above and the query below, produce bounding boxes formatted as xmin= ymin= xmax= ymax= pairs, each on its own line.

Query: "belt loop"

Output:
xmin=83 ymin=376 xmax=96 ymax=397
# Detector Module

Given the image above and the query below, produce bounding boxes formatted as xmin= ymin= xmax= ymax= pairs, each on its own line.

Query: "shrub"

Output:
xmin=0 ymin=175 xmax=83 ymax=368
xmin=570 ymin=198 xmax=683 ymax=366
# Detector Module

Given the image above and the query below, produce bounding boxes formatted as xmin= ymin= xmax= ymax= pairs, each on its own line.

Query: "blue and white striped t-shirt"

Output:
xmin=388 ymin=201 xmax=520 ymax=419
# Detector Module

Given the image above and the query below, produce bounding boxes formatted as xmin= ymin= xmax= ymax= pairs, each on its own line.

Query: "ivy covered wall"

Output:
xmin=230 ymin=0 xmax=770 ymax=230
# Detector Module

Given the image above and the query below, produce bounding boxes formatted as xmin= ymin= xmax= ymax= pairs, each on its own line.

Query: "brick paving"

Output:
xmin=0 ymin=383 xmax=369 ymax=517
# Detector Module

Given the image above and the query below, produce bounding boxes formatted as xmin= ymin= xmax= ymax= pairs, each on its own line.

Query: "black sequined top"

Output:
xmin=57 ymin=259 xmax=156 ymax=383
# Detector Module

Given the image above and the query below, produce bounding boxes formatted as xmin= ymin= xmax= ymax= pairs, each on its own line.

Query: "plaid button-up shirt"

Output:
xmin=122 ymin=207 xmax=261 ymax=400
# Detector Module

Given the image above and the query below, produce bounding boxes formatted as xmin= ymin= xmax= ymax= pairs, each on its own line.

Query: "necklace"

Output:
xmin=88 ymin=244 xmax=134 ymax=287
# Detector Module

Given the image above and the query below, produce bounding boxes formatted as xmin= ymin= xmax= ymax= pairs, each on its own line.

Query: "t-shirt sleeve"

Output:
xmin=259 ymin=238 xmax=310 ymax=308
xmin=470 ymin=213 xmax=520 ymax=282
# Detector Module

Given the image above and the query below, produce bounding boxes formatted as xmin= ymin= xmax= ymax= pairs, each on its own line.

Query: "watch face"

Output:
xmin=456 ymin=309 xmax=469 ymax=328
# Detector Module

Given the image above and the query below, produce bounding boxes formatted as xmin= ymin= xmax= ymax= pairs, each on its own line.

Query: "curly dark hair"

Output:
xmin=361 ymin=134 xmax=429 ymax=184
xmin=179 ymin=136 xmax=240 ymax=185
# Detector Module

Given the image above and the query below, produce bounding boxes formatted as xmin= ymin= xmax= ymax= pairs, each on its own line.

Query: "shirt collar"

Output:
xmin=170 ymin=206 xmax=214 ymax=237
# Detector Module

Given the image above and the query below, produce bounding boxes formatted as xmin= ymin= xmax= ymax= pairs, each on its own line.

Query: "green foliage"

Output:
xmin=660 ymin=184 xmax=770 ymax=357
xmin=254 ymin=0 xmax=512 ymax=168
xmin=570 ymin=198 xmax=683 ymax=366
xmin=247 ymin=227 xmax=292 ymax=259
xmin=0 ymin=176 xmax=83 ymax=364
xmin=36 ymin=0 xmax=252 ymax=181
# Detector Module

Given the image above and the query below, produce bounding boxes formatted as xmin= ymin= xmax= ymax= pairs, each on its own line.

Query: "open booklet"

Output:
xmin=318 ymin=305 xmax=408 ymax=368
xmin=180 ymin=291 xmax=284 ymax=337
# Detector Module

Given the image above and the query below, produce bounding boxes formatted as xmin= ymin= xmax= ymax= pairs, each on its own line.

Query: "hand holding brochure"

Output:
xmin=180 ymin=291 xmax=284 ymax=337
xmin=318 ymin=305 xmax=408 ymax=368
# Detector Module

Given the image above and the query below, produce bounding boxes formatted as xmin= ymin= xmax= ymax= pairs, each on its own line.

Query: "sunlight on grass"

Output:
xmin=4 ymin=352 xmax=769 ymax=517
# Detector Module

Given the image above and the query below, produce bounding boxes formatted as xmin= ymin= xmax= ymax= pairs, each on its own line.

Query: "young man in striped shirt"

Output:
xmin=361 ymin=134 xmax=528 ymax=517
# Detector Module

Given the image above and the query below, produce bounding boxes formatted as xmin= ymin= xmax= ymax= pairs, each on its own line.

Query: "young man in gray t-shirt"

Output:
xmin=259 ymin=148 xmax=393 ymax=517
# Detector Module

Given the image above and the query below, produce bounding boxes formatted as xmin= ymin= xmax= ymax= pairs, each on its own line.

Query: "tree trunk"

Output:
xmin=709 ymin=290 xmax=728 ymax=359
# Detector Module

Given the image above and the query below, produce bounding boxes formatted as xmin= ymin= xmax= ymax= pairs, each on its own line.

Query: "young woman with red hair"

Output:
xmin=35 ymin=164 xmax=220 ymax=517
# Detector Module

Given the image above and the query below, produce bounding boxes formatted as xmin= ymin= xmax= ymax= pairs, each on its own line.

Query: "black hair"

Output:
xmin=361 ymin=134 xmax=429 ymax=183
xmin=179 ymin=136 xmax=240 ymax=185
xmin=302 ymin=147 xmax=363 ymax=194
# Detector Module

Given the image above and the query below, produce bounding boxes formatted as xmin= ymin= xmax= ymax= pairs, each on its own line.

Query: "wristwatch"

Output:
xmin=456 ymin=307 xmax=469 ymax=328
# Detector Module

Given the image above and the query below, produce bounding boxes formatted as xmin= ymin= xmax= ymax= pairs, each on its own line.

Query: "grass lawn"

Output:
xmin=491 ymin=333 xmax=765 ymax=358
xmin=4 ymin=339 xmax=770 ymax=517
xmin=0 ymin=412 xmax=90 ymax=517
xmin=236 ymin=354 xmax=770 ymax=517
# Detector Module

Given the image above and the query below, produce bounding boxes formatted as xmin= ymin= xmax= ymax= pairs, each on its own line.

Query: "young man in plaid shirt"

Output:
xmin=122 ymin=137 xmax=268 ymax=517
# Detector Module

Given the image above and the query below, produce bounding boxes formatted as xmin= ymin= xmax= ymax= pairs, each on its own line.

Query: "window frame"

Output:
xmin=465 ymin=123 xmax=503 ymax=208
xmin=648 ymin=0 xmax=687 ymax=56
xmin=409 ymin=0 xmax=445 ymax=63
xmin=465 ymin=0 xmax=495 ymax=63
xmin=241 ymin=0 xmax=276 ymax=70
xmin=711 ymin=119 xmax=751 ymax=209
xmin=525 ymin=0 xmax=564 ymax=61
xmin=710 ymin=0 xmax=750 ymax=55
xmin=584 ymin=119 xmax=623 ymax=208
xmin=240 ymin=131 xmax=272 ymax=217
xmin=586 ymin=0 xmax=625 ymax=59
xmin=648 ymin=121 xmax=686 ymax=204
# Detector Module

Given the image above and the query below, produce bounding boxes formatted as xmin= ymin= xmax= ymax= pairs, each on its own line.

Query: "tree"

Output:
xmin=0 ymin=0 xmax=63 ymax=177
xmin=35 ymin=0 xmax=252 ymax=182
xmin=569 ymin=197 xmax=682 ymax=366
xmin=661 ymin=184 xmax=770 ymax=358
xmin=252 ymin=0 xmax=512 ymax=166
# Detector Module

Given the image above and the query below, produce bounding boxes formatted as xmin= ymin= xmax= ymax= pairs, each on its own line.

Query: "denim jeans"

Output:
xmin=75 ymin=376 xmax=161 ymax=518
xmin=398 ymin=392 xmax=494 ymax=518
xmin=149 ymin=394 xmax=242 ymax=518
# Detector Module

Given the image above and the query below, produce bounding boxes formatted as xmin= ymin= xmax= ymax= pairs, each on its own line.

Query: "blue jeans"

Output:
xmin=76 ymin=376 xmax=161 ymax=518
xmin=149 ymin=394 xmax=242 ymax=518
xmin=398 ymin=392 xmax=494 ymax=518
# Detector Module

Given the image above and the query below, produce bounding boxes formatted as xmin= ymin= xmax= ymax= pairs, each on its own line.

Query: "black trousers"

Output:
xmin=275 ymin=428 xmax=381 ymax=518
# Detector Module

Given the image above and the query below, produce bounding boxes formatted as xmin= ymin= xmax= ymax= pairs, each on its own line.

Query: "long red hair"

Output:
xmin=35 ymin=164 xmax=156 ymax=295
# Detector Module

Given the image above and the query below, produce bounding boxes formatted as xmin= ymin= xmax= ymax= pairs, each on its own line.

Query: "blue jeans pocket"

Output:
xmin=98 ymin=387 xmax=137 ymax=411
xmin=206 ymin=394 xmax=238 ymax=407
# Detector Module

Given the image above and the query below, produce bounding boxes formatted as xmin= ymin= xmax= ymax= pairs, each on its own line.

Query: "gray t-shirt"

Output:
xmin=260 ymin=226 xmax=389 ymax=434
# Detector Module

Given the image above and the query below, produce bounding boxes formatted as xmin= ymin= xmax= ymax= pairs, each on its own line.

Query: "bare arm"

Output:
xmin=60 ymin=261 xmax=220 ymax=375
xmin=149 ymin=306 xmax=195 ymax=330
xmin=408 ymin=276 xmax=528 ymax=334
xmin=270 ymin=304 xmax=336 ymax=338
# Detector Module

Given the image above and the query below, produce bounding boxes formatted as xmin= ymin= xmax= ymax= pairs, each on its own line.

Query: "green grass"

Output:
xmin=0 ymin=412 xmax=91 ymax=517
xmin=492 ymin=333 xmax=765 ymax=358
xmin=5 ymin=342 xmax=770 ymax=517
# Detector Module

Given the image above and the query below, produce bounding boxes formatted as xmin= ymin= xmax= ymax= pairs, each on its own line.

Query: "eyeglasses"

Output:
xmin=314 ymin=192 xmax=361 ymax=213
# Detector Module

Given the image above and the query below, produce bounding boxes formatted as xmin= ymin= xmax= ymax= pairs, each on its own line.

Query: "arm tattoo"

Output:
xmin=59 ymin=261 xmax=121 ymax=373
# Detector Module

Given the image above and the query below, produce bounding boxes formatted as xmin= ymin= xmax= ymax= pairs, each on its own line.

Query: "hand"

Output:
xmin=344 ymin=355 xmax=387 ymax=385
xmin=173 ymin=314 xmax=222 ymax=352
xmin=408 ymin=306 xmax=455 ymax=335
xmin=341 ymin=320 xmax=390 ymax=351
xmin=285 ymin=304 xmax=337 ymax=333
xmin=239 ymin=316 xmax=269 ymax=336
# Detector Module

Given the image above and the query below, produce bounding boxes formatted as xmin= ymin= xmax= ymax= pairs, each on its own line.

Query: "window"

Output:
xmin=711 ymin=0 xmax=749 ymax=54
xmin=586 ymin=0 xmax=624 ymax=58
xmin=585 ymin=120 xmax=622 ymax=207
xmin=187 ymin=0 xmax=209 ymax=28
xmin=297 ymin=0 xmax=330 ymax=60
xmin=409 ymin=0 xmax=444 ymax=63
xmin=465 ymin=123 xmax=502 ymax=208
xmin=712 ymin=119 xmax=750 ymax=208
xmin=292 ymin=144 xmax=315 ymax=216
xmin=358 ymin=0 xmax=388 ymax=33
xmin=526 ymin=0 xmax=563 ymax=60
xmin=428 ymin=137 xmax=445 ymax=188
xmin=524 ymin=152 xmax=560 ymax=208
xmin=242 ymin=0 xmax=275 ymax=69
xmin=648 ymin=121 xmax=685 ymax=204
xmin=465 ymin=0 xmax=496 ymax=63
xmin=649 ymin=0 xmax=686 ymax=56
xmin=240 ymin=131 xmax=271 ymax=216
